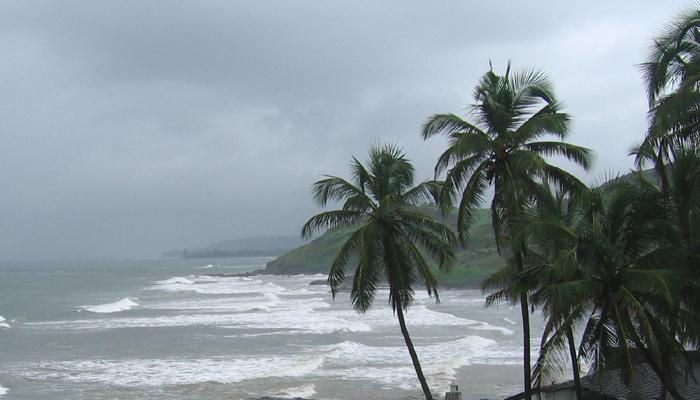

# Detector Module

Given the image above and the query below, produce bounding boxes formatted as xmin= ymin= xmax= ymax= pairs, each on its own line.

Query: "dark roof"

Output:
xmin=505 ymin=363 xmax=700 ymax=400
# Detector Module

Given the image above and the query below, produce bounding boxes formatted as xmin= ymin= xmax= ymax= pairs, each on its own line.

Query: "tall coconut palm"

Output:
xmin=422 ymin=64 xmax=593 ymax=399
xmin=301 ymin=144 xmax=456 ymax=400
xmin=481 ymin=186 xmax=587 ymax=399
xmin=514 ymin=187 xmax=588 ymax=400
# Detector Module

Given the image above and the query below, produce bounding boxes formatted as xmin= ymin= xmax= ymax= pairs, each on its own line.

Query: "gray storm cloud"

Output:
xmin=0 ymin=1 xmax=686 ymax=259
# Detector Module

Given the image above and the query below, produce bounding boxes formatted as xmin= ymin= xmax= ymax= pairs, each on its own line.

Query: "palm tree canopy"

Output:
xmin=422 ymin=64 xmax=594 ymax=249
xmin=638 ymin=6 xmax=700 ymax=172
xmin=575 ymin=181 xmax=692 ymax=380
xmin=642 ymin=5 xmax=700 ymax=106
xmin=505 ymin=180 xmax=691 ymax=387
xmin=301 ymin=144 xmax=456 ymax=312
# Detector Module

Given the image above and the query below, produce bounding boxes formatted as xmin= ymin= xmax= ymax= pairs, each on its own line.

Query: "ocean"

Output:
xmin=0 ymin=257 xmax=541 ymax=399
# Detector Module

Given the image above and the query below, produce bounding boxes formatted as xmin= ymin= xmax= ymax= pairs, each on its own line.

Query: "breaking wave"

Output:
xmin=82 ymin=298 xmax=139 ymax=314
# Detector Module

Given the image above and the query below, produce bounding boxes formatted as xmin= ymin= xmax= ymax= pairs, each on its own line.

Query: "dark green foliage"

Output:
xmin=300 ymin=144 xmax=458 ymax=400
xmin=267 ymin=207 xmax=499 ymax=287
xmin=423 ymin=63 xmax=593 ymax=400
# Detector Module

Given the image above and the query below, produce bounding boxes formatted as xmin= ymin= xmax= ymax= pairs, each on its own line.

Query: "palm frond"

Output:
xmin=312 ymin=176 xmax=375 ymax=208
xmin=301 ymin=210 xmax=364 ymax=238
xmin=327 ymin=225 xmax=367 ymax=297
xmin=434 ymin=135 xmax=491 ymax=176
xmin=421 ymin=113 xmax=488 ymax=140
xmin=455 ymin=162 xmax=490 ymax=245
xmin=525 ymin=141 xmax=594 ymax=171
xmin=401 ymin=180 xmax=445 ymax=206
xmin=512 ymin=106 xmax=570 ymax=143
xmin=399 ymin=234 xmax=442 ymax=301
xmin=351 ymin=222 xmax=383 ymax=312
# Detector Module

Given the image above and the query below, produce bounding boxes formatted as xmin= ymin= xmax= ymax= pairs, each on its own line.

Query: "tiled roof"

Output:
xmin=505 ymin=363 xmax=699 ymax=400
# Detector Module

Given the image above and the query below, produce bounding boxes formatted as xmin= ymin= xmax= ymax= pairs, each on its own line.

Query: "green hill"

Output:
xmin=265 ymin=208 xmax=503 ymax=288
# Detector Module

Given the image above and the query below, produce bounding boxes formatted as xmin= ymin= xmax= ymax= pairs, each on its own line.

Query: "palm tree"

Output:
xmin=642 ymin=5 xmax=700 ymax=109
xmin=639 ymin=12 xmax=700 ymax=389
xmin=514 ymin=186 xmax=588 ymax=400
xmin=301 ymin=143 xmax=457 ymax=400
xmin=518 ymin=180 xmax=692 ymax=400
xmin=572 ymin=180 xmax=690 ymax=400
xmin=422 ymin=63 xmax=593 ymax=400
xmin=667 ymin=150 xmax=700 ymax=289
xmin=654 ymin=151 xmax=700 ymax=394
xmin=638 ymin=5 xmax=700 ymax=192
xmin=637 ymin=10 xmax=700 ymax=395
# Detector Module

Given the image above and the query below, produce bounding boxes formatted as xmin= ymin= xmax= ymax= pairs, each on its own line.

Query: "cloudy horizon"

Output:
xmin=0 ymin=1 xmax=688 ymax=260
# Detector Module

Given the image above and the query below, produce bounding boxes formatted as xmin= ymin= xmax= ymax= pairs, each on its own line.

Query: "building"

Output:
xmin=505 ymin=363 xmax=700 ymax=400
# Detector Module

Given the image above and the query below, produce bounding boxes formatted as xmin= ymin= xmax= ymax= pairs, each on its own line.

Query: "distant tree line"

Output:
xmin=163 ymin=248 xmax=291 ymax=258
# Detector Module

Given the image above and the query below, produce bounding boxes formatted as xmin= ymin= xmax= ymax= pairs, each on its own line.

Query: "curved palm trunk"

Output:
xmin=566 ymin=328 xmax=583 ymax=400
xmin=396 ymin=298 xmax=434 ymax=400
xmin=515 ymin=252 xmax=533 ymax=400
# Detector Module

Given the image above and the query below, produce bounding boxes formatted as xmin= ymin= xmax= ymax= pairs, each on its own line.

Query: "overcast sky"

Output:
xmin=0 ymin=1 xmax=690 ymax=260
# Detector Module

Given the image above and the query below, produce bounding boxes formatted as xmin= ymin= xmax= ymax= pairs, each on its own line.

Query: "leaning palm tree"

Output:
xmin=422 ymin=63 xmax=593 ymax=400
xmin=301 ymin=143 xmax=456 ymax=400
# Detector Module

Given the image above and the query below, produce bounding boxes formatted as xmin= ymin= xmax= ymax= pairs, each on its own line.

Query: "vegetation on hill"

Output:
xmin=266 ymin=207 xmax=500 ymax=288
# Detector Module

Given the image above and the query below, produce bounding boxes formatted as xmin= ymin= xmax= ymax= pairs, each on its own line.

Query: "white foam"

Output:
xmin=503 ymin=317 xmax=516 ymax=325
xmin=82 ymin=298 xmax=139 ymax=313
xmin=19 ymin=335 xmax=518 ymax=390
xmin=24 ymin=355 xmax=325 ymax=387
xmin=471 ymin=321 xmax=514 ymax=335
xmin=146 ymin=291 xmax=328 ymax=314
xmin=347 ymin=297 xmax=513 ymax=334
xmin=278 ymin=383 xmax=316 ymax=399
xmin=147 ymin=296 xmax=278 ymax=312
xmin=160 ymin=276 xmax=195 ymax=284
xmin=288 ymin=273 xmax=327 ymax=280
xmin=325 ymin=304 xmax=511 ymax=334
xmin=221 ymin=330 xmax=308 ymax=338
xmin=0 ymin=316 xmax=8 ymax=329
xmin=0 ymin=385 xmax=7 ymax=396
xmin=30 ymin=305 xmax=364 ymax=334
xmin=150 ymin=276 xmax=286 ymax=295
xmin=55 ymin=290 xmax=511 ymax=336
xmin=313 ymin=336 xmax=518 ymax=390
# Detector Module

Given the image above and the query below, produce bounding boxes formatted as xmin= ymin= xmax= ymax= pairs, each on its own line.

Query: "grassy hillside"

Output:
xmin=265 ymin=208 xmax=504 ymax=288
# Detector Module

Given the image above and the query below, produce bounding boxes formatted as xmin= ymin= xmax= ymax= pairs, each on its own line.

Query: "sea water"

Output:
xmin=0 ymin=257 xmax=541 ymax=399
